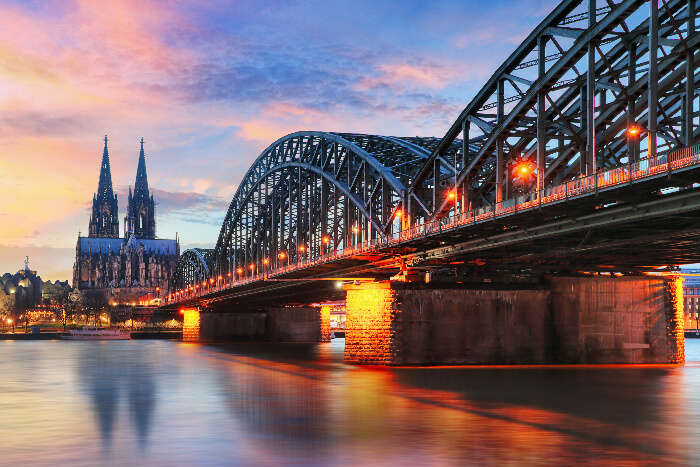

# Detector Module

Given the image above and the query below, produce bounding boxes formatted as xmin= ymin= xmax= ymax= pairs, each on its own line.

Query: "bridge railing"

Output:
xmin=166 ymin=144 xmax=700 ymax=305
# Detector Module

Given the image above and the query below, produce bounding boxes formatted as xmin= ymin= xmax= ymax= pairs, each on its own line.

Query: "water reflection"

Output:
xmin=0 ymin=339 xmax=699 ymax=465
xmin=78 ymin=342 xmax=157 ymax=450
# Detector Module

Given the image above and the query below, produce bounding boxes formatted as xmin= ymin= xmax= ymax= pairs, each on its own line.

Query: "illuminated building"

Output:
xmin=72 ymin=136 xmax=179 ymax=303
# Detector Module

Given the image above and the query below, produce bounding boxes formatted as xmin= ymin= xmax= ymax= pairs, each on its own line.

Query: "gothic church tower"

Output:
xmin=125 ymin=138 xmax=156 ymax=239
xmin=88 ymin=136 xmax=119 ymax=237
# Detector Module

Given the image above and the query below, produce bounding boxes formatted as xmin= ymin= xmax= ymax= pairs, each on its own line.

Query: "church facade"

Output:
xmin=73 ymin=137 xmax=179 ymax=303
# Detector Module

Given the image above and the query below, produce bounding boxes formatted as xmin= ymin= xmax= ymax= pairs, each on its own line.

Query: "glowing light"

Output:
xmin=352 ymin=226 xmax=359 ymax=234
xmin=395 ymin=210 xmax=402 ymax=218
xmin=182 ymin=309 xmax=200 ymax=342
xmin=299 ymin=245 xmax=306 ymax=252
xmin=6 ymin=318 xmax=12 ymax=324
xmin=236 ymin=267 xmax=244 ymax=274
xmin=227 ymin=272 xmax=232 ymax=277
xmin=447 ymin=191 xmax=456 ymax=200
xmin=202 ymin=281 xmax=207 ymax=287
xmin=512 ymin=159 xmax=536 ymax=179
xmin=279 ymin=251 xmax=287 ymax=259
xmin=217 ymin=275 xmax=222 ymax=281
xmin=209 ymin=278 xmax=215 ymax=284
xmin=263 ymin=258 xmax=270 ymax=265
xmin=336 ymin=281 xmax=344 ymax=289
xmin=627 ymin=125 xmax=641 ymax=136
xmin=322 ymin=236 xmax=330 ymax=244
xmin=249 ymin=263 xmax=255 ymax=270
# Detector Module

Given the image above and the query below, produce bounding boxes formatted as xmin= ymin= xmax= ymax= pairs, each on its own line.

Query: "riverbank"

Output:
xmin=0 ymin=331 xmax=182 ymax=340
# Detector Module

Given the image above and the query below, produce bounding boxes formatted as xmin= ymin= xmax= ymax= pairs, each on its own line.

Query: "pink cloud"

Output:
xmin=356 ymin=62 xmax=460 ymax=92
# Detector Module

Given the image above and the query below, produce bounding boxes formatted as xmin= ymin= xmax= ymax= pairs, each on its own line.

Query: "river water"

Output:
xmin=2 ymin=339 xmax=700 ymax=466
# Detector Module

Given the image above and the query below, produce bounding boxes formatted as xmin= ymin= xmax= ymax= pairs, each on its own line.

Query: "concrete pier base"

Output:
xmin=182 ymin=306 xmax=330 ymax=343
xmin=267 ymin=306 xmax=330 ymax=343
xmin=344 ymin=276 xmax=684 ymax=365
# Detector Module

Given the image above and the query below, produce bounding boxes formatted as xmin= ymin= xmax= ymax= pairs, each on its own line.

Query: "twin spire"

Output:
xmin=89 ymin=136 xmax=155 ymax=239
xmin=97 ymin=136 xmax=149 ymax=201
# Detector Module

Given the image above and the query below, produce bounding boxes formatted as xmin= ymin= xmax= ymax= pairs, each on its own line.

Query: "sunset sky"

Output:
xmin=0 ymin=0 xmax=560 ymax=281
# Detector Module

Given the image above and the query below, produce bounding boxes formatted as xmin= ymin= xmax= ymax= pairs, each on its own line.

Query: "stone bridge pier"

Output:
xmin=181 ymin=275 xmax=684 ymax=365
xmin=343 ymin=276 xmax=685 ymax=365
xmin=182 ymin=305 xmax=331 ymax=344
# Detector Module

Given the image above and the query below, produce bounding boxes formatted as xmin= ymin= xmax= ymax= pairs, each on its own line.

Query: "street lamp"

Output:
xmin=298 ymin=245 xmax=306 ymax=264
xmin=279 ymin=251 xmax=288 ymax=268
xmin=627 ymin=125 xmax=641 ymax=161
xmin=352 ymin=226 xmax=359 ymax=247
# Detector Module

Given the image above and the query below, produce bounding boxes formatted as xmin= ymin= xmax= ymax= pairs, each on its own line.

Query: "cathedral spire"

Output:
xmin=125 ymin=138 xmax=156 ymax=239
xmin=89 ymin=135 xmax=119 ymax=238
xmin=134 ymin=137 xmax=149 ymax=197
xmin=97 ymin=135 xmax=114 ymax=200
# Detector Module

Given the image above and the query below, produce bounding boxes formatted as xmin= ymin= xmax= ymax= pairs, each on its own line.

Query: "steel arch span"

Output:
xmin=170 ymin=0 xmax=698 ymax=292
xmin=210 ymin=131 xmax=454 ymax=276
xmin=172 ymin=248 xmax=213 ymax=291
xmin=407 ymin=0 xmax=698 ymax=224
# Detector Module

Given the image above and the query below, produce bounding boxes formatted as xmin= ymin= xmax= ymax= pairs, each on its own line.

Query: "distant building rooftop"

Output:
xmin=78 ymin=236 xmax=177 ymax=255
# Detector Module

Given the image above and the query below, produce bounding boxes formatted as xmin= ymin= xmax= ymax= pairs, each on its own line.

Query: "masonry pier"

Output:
xmin=344 ymin=276 xmax=684 ymax=365
xmin=182 ymin=305 xmax=330 ymax=344
xmin=181 ymin=275 xmax=684 ymax=365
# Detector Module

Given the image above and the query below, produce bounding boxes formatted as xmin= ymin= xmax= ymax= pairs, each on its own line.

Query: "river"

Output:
xmin=1 ymin=338 xmax=700 ymax=466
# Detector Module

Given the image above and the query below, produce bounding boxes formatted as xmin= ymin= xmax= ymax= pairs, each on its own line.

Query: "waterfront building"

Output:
xmin=684 ymin=269 xmax=700 ymax=330
xmin=73 ymin=137 xmax=179 ymax=304
xmin=0 ymin=257 xmax=43 ymax=313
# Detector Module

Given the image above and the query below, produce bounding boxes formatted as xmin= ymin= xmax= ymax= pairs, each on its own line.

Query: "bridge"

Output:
xmin=164 ymin=0 xmax=699 ymax=365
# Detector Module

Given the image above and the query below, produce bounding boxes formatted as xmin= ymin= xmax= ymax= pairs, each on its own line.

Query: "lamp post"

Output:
xmin=279 ymin=251 xmax=288 ymax=269
xmin=322 ymin=236 xmax=330 ymax=256
xmin=262 ymin=258 xmax=270 ymax=278
xmin=627 ymin=125 xmax=641 ymax=162
xmin=298 ymin=245 xmax=306 ymax=265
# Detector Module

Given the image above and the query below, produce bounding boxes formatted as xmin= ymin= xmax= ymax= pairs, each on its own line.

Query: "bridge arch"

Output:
xmin=171 ymin=248 xmax=213 ymax=291
xmin=211 ymin=131 xmax=436 ymax=276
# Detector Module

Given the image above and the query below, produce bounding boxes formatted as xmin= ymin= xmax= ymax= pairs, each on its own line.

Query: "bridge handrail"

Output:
xmin=166 ymin=144 xmax=700 ymax=305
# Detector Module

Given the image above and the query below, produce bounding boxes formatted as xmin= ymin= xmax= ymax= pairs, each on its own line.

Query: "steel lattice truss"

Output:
xmin=173 ymin=0 xmax=698 ymax=290
xmin=209 ymin=132 xmax=449 ymax=276
xmin=408 ymin=0 xmax=698 ymax=223
xmin=172 ymin=248 xmax=212 ymax=290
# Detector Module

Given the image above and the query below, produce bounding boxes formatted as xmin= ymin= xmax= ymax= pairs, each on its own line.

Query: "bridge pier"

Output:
xmin=181 ymin=305 xmax=330 ymax=343
xmin=344 ymin=276 xmax=684 ymax=365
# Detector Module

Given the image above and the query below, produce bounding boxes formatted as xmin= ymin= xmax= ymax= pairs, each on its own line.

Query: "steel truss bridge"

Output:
xmin=167 ymin=0 xmax=699 ymax=309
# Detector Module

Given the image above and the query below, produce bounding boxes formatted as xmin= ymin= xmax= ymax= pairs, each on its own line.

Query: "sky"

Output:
xmin=0 ymin=0 xmax=561 ymax=281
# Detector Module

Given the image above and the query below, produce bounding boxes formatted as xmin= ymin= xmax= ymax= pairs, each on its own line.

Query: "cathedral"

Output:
xmin=73 ymin=137 xmax=179 ymax=303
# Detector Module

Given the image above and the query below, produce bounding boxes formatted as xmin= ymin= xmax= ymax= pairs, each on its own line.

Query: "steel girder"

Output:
xmin=406 ymin=0 xmax=699 ymax=224
xmin=210 ymin=132 xmax=436 ymax=276
xmin=172 ymin=248 xmax=212 ymax=291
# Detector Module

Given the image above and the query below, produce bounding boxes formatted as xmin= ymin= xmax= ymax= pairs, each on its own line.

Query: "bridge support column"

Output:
xmin=343 ymin=276 xmax=684 ymax=365
xmin=266 ymin=306 xmax=331 ymax=343
xmin=182 ymin=308 xmax=201 ymax=342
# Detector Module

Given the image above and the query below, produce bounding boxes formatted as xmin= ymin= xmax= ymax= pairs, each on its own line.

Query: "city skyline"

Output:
xmin=3 ymin=0 xmax=559 ymax=280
